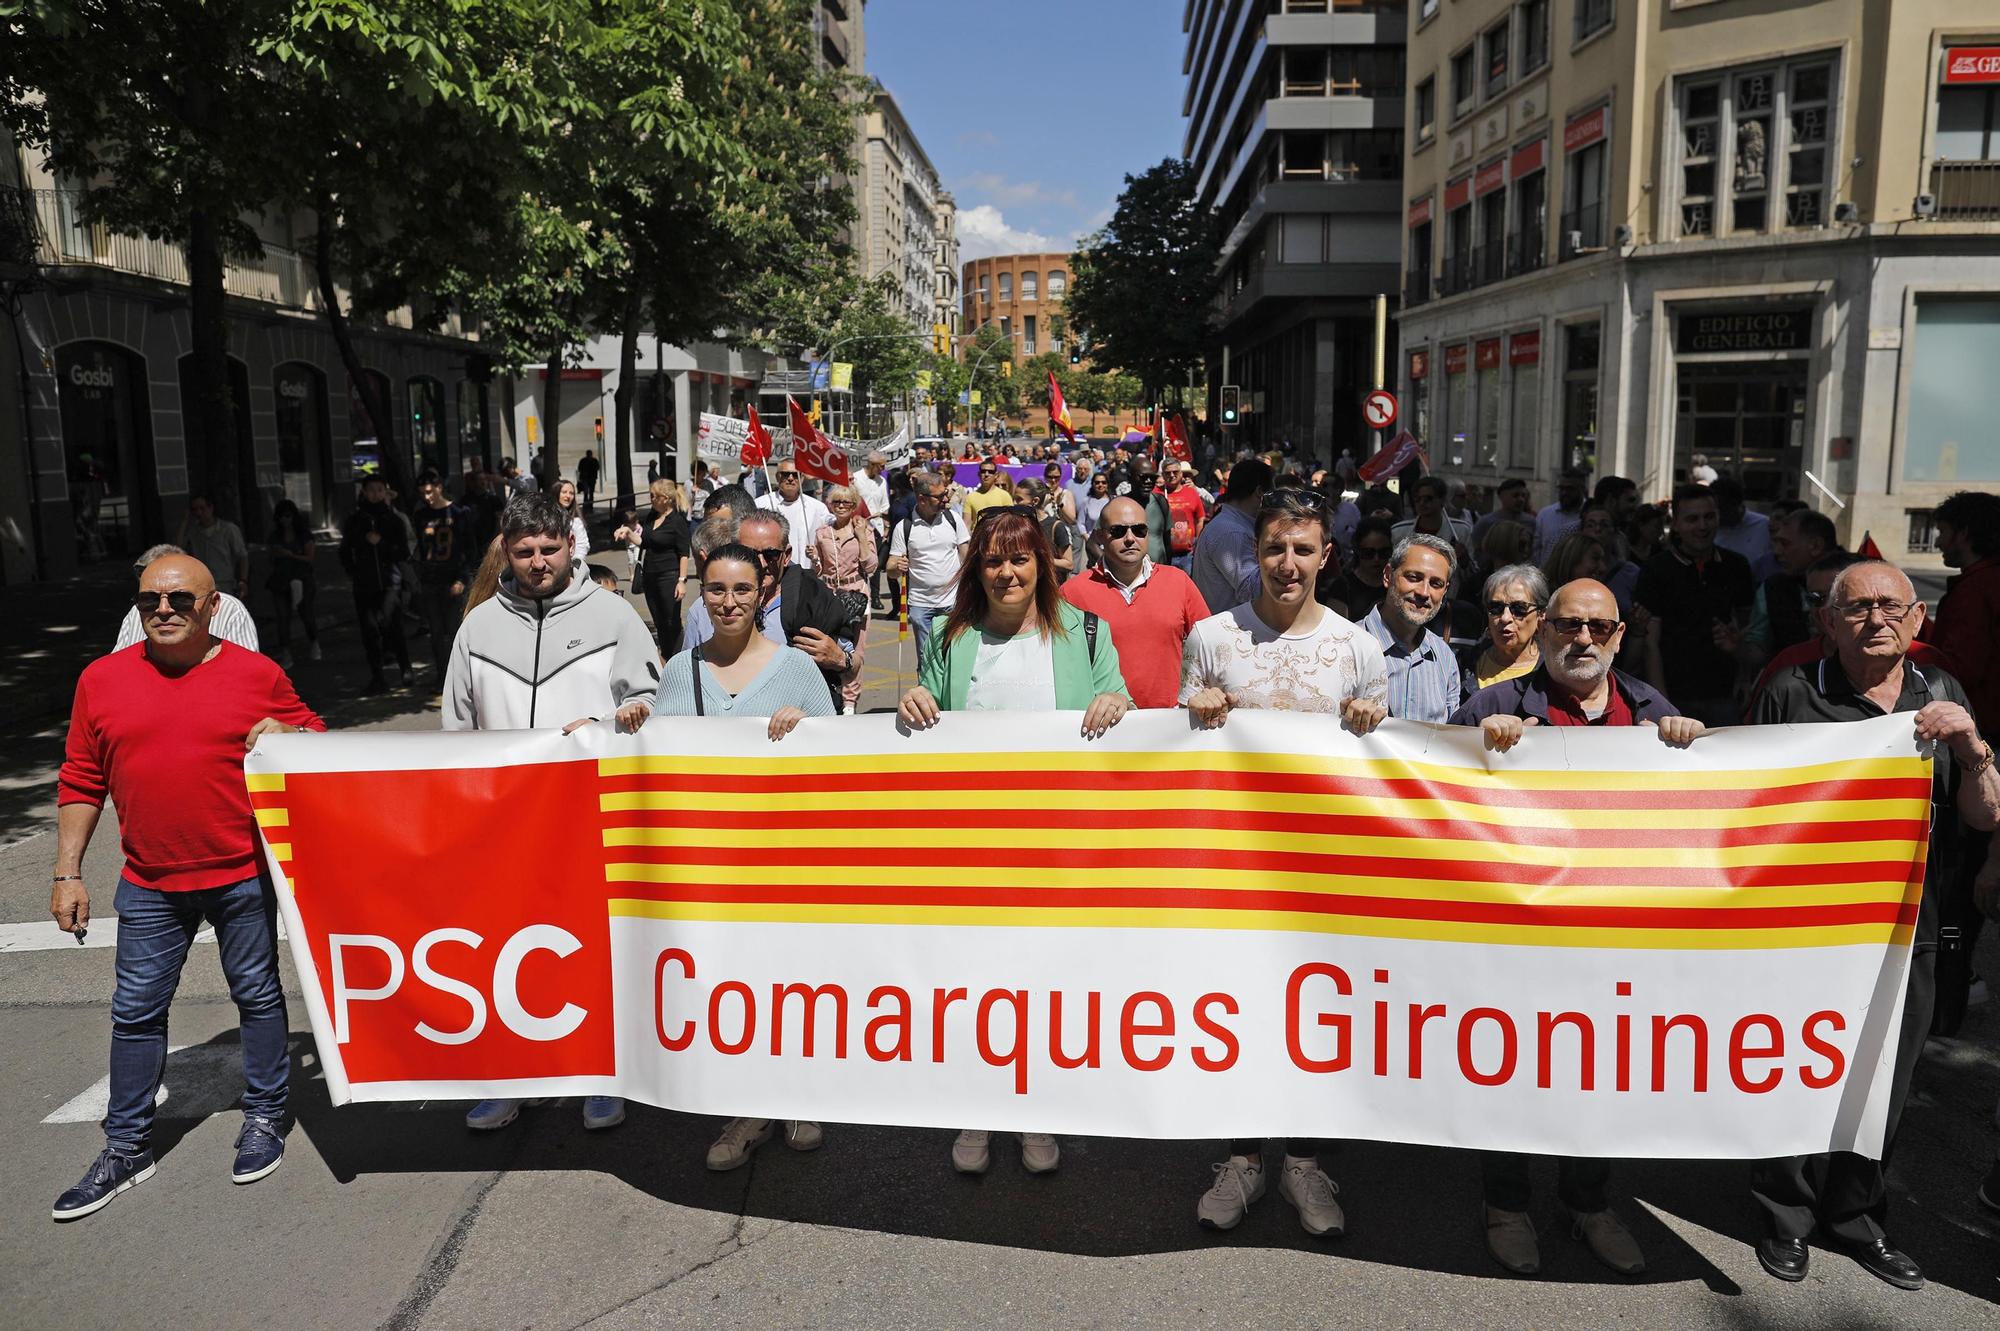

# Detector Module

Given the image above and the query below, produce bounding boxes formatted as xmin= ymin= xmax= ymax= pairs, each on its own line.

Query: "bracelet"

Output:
xmin=1967 ymin=743 xmax=1997 ymax=777
xmin=53 ymin=874 xmax=82 ymax=882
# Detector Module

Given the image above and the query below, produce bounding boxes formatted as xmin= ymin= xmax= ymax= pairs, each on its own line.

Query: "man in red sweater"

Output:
xmin=1062 ymin=496 xmax=1211 ymax=708
xmin=51 ymin=554 xmax=323 ymax=1221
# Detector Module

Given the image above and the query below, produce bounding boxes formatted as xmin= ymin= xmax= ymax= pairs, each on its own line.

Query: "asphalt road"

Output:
xmin=5 ymin=617 xmax=2000 ymax=1329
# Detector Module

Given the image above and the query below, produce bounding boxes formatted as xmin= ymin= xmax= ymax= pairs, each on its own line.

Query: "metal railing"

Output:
xmin=1403 ymin=267 xmax=1431 ymax=308
xmin=1930 ymin=161 xmax=2000 ymax=221
xmin=1436 ymin=253 xmax=1475 ymax=297
xmin=1507 ymin=230 xmax=1546 ymax=277
xmin=1473 ymin=237 xmax=1505 ymax=287
xmin=21 ymin=188 xmax=317 ymax=306
xmin=1559 ymin=204 xmax=1605 ymax=259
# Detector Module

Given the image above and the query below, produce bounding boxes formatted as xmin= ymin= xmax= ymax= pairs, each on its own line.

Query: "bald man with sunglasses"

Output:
xmin=52 ymin=555 xmax=323 ymax=1221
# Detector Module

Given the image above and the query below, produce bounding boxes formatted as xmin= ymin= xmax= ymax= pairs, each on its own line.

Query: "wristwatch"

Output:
xmin=840 ymin=648 xmax=855 ymax=672
xmin=1967 ymin=742 xmax=1997 ymax=777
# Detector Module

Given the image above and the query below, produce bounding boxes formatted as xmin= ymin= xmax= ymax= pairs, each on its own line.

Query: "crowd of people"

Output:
xmin=49 ymin=432 xmax=2000 ymax=1295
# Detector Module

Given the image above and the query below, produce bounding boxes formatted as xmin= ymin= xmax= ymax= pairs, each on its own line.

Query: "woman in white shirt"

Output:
xmin=552 ymin=477 xmax=590 ymax=559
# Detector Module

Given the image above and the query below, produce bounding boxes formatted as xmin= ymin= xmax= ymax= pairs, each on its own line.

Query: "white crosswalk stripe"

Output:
xmin=0 ymin=917 xmax=287 ymax=955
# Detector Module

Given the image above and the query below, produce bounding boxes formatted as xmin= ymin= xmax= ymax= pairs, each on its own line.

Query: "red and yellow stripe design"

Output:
xmin=595 ymin=751 xmax=1930 ymax=950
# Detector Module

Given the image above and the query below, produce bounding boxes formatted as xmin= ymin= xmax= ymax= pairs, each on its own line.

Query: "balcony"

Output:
xmin=1473 ymin=237 xmax=1505 ymax=287
xmin=1506 ymin=231 xmax=1546 ymax=278
xmin=1436 ymin=253 xmax=1475 ymax=297
xmin=1559 ymin=204 xmax=1606 ymax=260
xmin=1929 ymin=161 xmax=2000 ymax=221
xmin=20 ymin=188 xmax=317 ymax=306
xmin=1404 ymin=267 xmax=1432 ymax=308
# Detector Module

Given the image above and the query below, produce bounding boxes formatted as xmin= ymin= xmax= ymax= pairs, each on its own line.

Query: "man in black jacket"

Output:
xmin=338 ymin=474 xmax=413 ymax=694
xmin=711 ymin=509 xmax=864 ymax=711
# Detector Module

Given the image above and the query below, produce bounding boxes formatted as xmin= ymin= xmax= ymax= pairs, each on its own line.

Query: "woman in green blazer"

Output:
xmin=898 ymin=507 xmax=1132 ymax=735
xmin=895 ymin=506 xmax=1132 ymax=1178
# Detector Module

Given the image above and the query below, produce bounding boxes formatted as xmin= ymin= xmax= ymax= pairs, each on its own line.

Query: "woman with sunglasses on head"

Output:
xmin=1460 ymin=564 xmax=1548 ymax=697
xmin=810 ymin=484 xmax=878 ymax=710
xmin=897 ymin=508 xmax=1131 ymax=1178
xmin=655 ymin=540 xmax=836 ymax=1172
xmin=1325 ymin=515 xmax=1395 ymax=620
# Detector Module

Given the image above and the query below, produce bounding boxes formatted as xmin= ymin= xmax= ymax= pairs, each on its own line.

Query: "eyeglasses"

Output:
xmin=133 ymin=589 xmax=205 ymax=614
xmin=828 ymin=499 xmax=856 ymax=508
xmin=1804 ymin=590 xmax=1828 ymax=608
xmin=975 ymin=504 xmax=1039 ymax=524
xmin=1485 ymin=600 xmax=1541 ymax=620
xmin=1834 ymin=599 xmax=1915 ymax=623
xmin=1102 ymin=522 xmax=1148 ymax=539
xmin=1548 ymin=616 xmax=1621 ymax=643
xmin=701 ymin=585 xmax=760 ymax=603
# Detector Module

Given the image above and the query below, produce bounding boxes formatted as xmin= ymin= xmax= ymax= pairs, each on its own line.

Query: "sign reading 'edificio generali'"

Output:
xmin=1676 ymin=307 xmax=1812 ymax=355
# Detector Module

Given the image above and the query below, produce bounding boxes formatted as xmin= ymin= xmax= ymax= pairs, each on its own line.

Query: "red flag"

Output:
xmin=1164 ymin=411 xmax=1191 ymax=462
xmin=1358 ymin=429 xmax=1426 ymax=484
xmin=741 ymin=405 xmax=772 ymax=467
xmin=788 ymin=396 xmax=850 ymax=485
xmin=1858 ymin=530 xmax=1883 ymax=560
xmin=1047 ymin=372 xmax=1077 ymax=444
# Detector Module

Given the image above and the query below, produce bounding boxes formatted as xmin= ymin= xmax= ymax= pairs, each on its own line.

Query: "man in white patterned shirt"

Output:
xmin=1179 ymin=486 xmax=1388 ymax=1241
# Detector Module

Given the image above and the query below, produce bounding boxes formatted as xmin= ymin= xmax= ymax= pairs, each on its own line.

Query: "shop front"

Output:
xmin=1670 ymin=304 xmax=1813 ymax=502
xmin=57 ymin=340 xmax=158 ymax=561
xmin=275 ymin=362 xmax=335 ymax=527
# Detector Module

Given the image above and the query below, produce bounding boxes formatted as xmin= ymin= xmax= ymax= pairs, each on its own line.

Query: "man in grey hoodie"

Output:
xmin=443 ymin=492 xmax=657 ymax=1133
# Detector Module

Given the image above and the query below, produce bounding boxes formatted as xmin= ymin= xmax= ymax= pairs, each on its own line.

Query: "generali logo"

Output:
xmin=1947 ymin=49 xmax=2000 ymax=83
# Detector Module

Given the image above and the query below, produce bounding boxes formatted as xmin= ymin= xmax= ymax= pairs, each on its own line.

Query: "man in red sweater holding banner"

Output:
xmin=50 ymin=554 xmax=323 ymax=1221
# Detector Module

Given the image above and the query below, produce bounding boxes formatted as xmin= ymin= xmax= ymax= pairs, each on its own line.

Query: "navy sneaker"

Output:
xmin=231 ymin=1115 xmax=286 ymax=1184
xmin=52 ymin=1144 xmax=155 ymax=1221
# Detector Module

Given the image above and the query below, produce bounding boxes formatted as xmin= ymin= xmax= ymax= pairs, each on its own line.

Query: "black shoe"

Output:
xmin=52 ymin=1144 xmax=155 ymax=1221
xmin=1757 ymin=1236 xmax=1809 ymax=1282
xmin=1978 ymin=1158 xmax=2000 ymax=1216
xmin=1839 ymin=1236 xmax=1924 ymax=1290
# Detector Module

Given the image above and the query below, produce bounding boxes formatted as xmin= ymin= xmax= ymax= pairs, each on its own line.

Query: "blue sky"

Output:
xmin=865 ymin=0 xmax=1187 ymax=260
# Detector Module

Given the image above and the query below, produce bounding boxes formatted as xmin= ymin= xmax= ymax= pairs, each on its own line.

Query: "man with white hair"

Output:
xmin=114 ymin=544 xmax=259 ymax=652
xmin=1747 ymin=559 xmax=1999 ymax=1292
xmin=1451 ymin=577 xmax=1703 ymax=1276
xmin=852 ymin=450 xmax=891 ymax=610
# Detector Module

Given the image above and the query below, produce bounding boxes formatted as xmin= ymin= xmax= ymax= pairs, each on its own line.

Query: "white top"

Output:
xmin=890 ymin=508 xmax=969 ymax=610
xmin=1178 ymin=603 xmax=1388 ymax=715
xmin=852 ymin=469 xmax=890 ymax=537
xmin=115 ymin=591 xmax=260 ymax=653
xmin=569 ymin=514 xmax=590 ymax=560
xmin=963 ymin=628 xmax=1058 ymax=712
xmin=758 ymin=492 xmax=832 ymax=569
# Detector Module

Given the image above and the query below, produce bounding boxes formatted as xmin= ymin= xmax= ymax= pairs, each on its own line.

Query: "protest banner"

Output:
xmin=247 ymin=713 xmax=1925 ymax=1159
xmin=695 ymin=412 xmax=750 ymax=462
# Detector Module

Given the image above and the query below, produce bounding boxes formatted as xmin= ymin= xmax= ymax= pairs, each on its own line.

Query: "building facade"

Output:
xmin=1398 ymin=0 xmax=2000 ymax=554
xmin=1183 ymin=0 xmax=1409 ymax=463
xmin=862 ymin=90 xmax=946 ymax=330
xmin=0 ymin=137 xmax=485 ymax=584
xmin=933 ymin=191 xmax=960 ymax=349
xmin=961 ymin=252 xmax=1077 ymax=364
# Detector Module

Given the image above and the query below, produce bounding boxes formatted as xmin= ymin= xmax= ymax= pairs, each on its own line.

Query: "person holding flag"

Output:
xmin=740 ymin=405 xmax=773 ymax=470
xmin=756 ymin=399 xmax=834 ymax=570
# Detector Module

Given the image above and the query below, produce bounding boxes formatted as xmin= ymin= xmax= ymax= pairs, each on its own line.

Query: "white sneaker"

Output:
xmin=706 ymin=1117 xmax=773 ymax=1171
xmin=1277 ymin=1155 xmax=1345 ymax=1237
xmin=951 ymin=1129 xmax=991 ymax=1175
xmin=1020 ymin=1133 xmax=1060 ymax=1174
xmin=1197 ymin=1155 xmax=1266 ymax=1230
xmin=785 ymin=1120 xmax=823 ymax=1151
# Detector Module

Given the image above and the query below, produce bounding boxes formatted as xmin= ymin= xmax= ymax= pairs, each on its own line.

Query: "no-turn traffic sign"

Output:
xmin=1363 ymin=389 xmax=1399 ymax=430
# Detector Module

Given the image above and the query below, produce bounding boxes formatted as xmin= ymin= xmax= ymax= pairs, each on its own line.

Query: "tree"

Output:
xmin=828 ymin=278 xmax=925 ymax=436
xmin=4 ymin=0 xmax=300 ymax=531
xmin=1064 ymin=158 xmax=1220 ymax=410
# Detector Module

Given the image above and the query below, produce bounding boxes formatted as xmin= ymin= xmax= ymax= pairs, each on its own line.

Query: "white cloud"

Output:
xmin=957 ymin=205 xmax=1066 ymax=260
xmin=962 ymin=173 xmax=1079 ymax=209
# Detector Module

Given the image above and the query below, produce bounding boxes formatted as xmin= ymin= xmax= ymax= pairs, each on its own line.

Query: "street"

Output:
xmin=1 ymin=593 xmax=1998 ymax=1329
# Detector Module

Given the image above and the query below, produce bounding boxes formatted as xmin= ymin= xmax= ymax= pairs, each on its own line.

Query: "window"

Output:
xmin=1330 ymin=129 xmax=1405 ymax=180
xmin=1409 ymin=219 xmax=1434 ymax=290
xmin=999 ymin=316 xmax=1011 ymax=340
xmin=1512 ymin=167 xmax=1546 ymax=273
xmin=1477 ymin=188 xmax=1507 ymax=284
xmin=1023 ymin=315 xmax=1037 ymax=354
xmin=1476 ymin=352 xmax=1503 ymax=466
xmin=1520 ymin=0 xmax=1549 ymax=76
xmin=1906 ymin=300 xmax=2000 ymax=482
xmin=1445 ymin=198 xmax=1472 ymax=292
xmin=1445 ymin=354 xmax=1470 ymax=467
xmin=1575 ymin=0 xmax=1613 ymax=44
xmin=1939 ymin=83 xmax=2000 ymax=159
xmin=1673 ymin=56 xmax=1836 ymax=237
xmin=1452 ymin=47 xmax=1477 ymax=117
xmin=1047 ymin=270 xmax=1066 ymax=297
xmin=998 ymin=272 xmax=1012 ymax=300
xmin=1415 ymin=76 xmax=1437 ymax=144
xmin=1563 ymin=138 xmax=1608 ymax=252
xmin=1562 ymin=323 xmax=1600 ymax=473
xmin=1510 ymin=344 xmax=1541 ymax=469
xmin=1022 ymin=271 xmax=1038 ymax=301
xmin=1285 ymin=47 xmax=1328 ymax=97
xmin=1484 ymin=19 xmax=1511 ymax=100
xmin=1419 ymin=0 xmax=1439 ymax=21
xmin=1282 ymin=130 xmax=1325 ymax=179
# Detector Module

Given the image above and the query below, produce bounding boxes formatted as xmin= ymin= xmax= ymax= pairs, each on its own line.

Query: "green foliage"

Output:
xmin=828 ymin=277 xmax=925 ymax=431
xmin=1064 ymin=157 xmax=1220 ymax=406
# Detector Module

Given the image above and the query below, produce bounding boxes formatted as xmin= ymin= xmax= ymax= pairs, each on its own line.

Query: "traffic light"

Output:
xmin=933 ymin=323 xmax=949 ymax=356
xmin=809 ymin=397 xmax=822 ymax=424
xmin=1001 ymin=361 xmax=1013 ymax=378
xmin=1220 ymin=384 xmax=1241 ymax=425
xmin=593 ymin=416 xmax=604 ymax=444
xmin=1068 ymin=344 xmax=1082 ymax=365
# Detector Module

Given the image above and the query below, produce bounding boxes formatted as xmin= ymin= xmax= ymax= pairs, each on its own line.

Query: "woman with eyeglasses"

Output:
xmin=1460 ymin=563 xmax=1548 ymax=696
xmin=1326 ymin=515 xmax=1394 ymax=619
xmin=655 ymin=541 xmax=836 ymax=1171
xmin=898 ymin=508 xmax=1131 ymax=1178
xmin=811 ymin=484 xmax=878 ymax=710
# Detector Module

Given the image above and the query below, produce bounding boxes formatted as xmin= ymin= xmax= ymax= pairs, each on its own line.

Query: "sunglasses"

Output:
xmin=975 ymin=504 xmax=1040 ymax=524
xmin=1353 ymin=545 xmax=1391 ymax=561
xmin=775 ymin=471 xmax=800 ymax=481
xmin=749 ymin=547 xmax=785 ymax=566
xmin=1260 ymin=486 xmax=1327 ymax=508
xmin=1548 ymin=616 xmax=1621 ymax=642
xmin=133 ymin=589 xmax=205 ymax=615
xmin=1485 ymin=600 xmax=1541 ymax=619
xmin=1102 ymin=522 xmax=1148 ymax=539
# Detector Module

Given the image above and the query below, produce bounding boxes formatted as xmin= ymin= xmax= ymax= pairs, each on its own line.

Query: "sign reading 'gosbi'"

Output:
xmin=247 ymin=713 xmax=1925 ymax=1159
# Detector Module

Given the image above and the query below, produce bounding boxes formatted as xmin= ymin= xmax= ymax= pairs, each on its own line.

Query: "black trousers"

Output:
xmin=1751 ymin=947 xmax=1936 ymax=1244
xmin=415 ymin=580 xmax=461 ymax=674
xmin=1482 ymin=1152 xmax=1610 ymax=1213
xmin=641 ymin=578 xmax=683 ymax=662
xmin=354 ymin=588 xmax=410 ymax=678
xmin=1230 ymin=1138 xmax=1326 ymax=1165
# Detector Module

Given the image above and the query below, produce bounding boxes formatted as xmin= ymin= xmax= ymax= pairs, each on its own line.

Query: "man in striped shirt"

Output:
xmin=114 ymin=544 xmax=259 ymax=653
xmin=1360 ymin=534 xmax=1460 ymax=723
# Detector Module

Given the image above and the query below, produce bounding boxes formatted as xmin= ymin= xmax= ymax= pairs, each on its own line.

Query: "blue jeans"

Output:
xmin=910 ymin=604 xmax=944 ymax=672
xmin=105 ymin=875 xmax=289 ymax=1149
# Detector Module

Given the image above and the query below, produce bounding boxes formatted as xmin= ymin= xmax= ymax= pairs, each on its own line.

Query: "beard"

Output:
xmin=1548 ymin=647 xmax=1611 ymax=693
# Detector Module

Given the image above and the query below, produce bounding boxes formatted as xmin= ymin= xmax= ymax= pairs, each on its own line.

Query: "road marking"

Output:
xmin=0 ymin=917 xmax=288 ymax=955
xmin=43 ymin=1042 xmax=435 ymax=1125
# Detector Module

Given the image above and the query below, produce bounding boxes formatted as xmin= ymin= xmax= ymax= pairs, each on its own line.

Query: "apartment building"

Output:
xmin=1398 ymin=0 xmax=2000 ymax=550
xmin=863 ymin=90 xmax=948 ymax=331
xmin=1183 ymin=0 xmax=1409 ymax=461
xmin=933 ymin=192 xmax=960 ymax=350
xmin=961 ymin=252 xmax=1077 ymax=363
